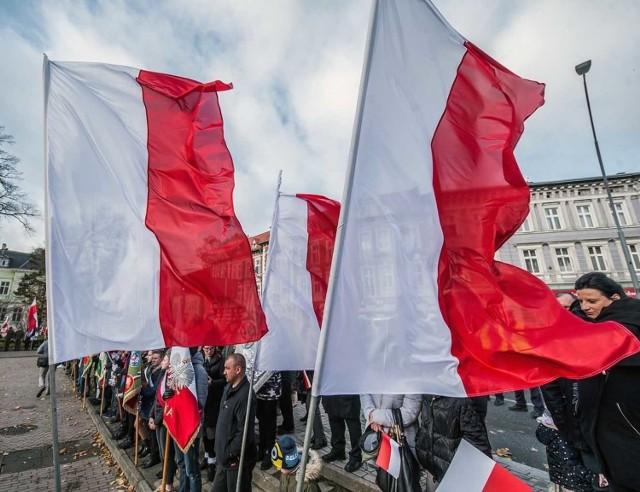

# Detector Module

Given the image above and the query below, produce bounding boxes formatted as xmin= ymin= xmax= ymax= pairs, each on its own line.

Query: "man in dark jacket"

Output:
xmin=211 ymin=353 xmax=257 ymax=492
xmin=321 ymin=395 xmax=362 ymax=473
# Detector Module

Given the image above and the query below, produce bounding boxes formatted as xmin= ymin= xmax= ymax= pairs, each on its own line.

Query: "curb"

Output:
xmin=86 ymin=406 xmax=154 ymax=492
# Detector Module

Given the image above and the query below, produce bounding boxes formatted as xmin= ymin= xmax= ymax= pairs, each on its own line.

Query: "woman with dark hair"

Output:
xmin=575 ymin=272 xmax=640 ymax=492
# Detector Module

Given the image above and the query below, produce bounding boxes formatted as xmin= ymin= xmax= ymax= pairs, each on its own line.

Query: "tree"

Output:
xmin=14 ymin=247 xmax=46 ymax=324
xmin=0 ymin=126 xmax=38 ymax=232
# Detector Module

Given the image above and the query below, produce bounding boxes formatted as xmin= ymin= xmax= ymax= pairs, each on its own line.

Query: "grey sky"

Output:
xmin=1 ymin=0 xmax=638 ymax=252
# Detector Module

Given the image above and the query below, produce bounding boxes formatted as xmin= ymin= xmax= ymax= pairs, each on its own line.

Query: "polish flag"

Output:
xmin=438 ymin=439 xmax=531 ymax=492
xmin=376 ymin=432 xmax=401 ymax=479
xmin=45 ymin=59 xmax=267 ymax=364
xmin=0 ymin=317 xmax=9 ymax=337
xmin=26 ymin=299 xmax=37 ymax=337
xmin=256 ymin=194 xmax=340 ymax=370
xmin=316 ymin=0 xmax=640 ymax=396
xmin=163 ymin=347 xmax=202 ymax=452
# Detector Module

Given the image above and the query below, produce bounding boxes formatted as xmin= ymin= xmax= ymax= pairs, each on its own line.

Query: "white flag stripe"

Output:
xmin=47 ymin=62 xmax=163 ymax=363
xmin=257 ymin=195 xmax=321 ymax=370
xmin=317 ymin=0 xmax=465 ymax=395
xmin=437 ymin=439 xmax=495 ymax=492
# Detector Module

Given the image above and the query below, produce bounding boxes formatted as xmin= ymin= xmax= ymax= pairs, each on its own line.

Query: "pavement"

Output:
xmin=0 ymin=351 xmax=130 ymax=491
xmin=0 ymin=349 xmax=551 ymax=491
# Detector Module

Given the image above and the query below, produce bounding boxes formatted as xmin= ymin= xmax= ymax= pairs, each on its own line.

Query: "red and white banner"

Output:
xmin=256 ymin=193 xmax=340 ymax=370
xmin=316 ymin=0 xmax=640 ymax=396
xmin=163 ymin=347 xmax=201 ymax=452
xmin=376 ymin=432 xmax=401 ymax=479
xmin=0 ymin=317 xmax=9 ymax=338
xmin=438 ymin=439 xmax=531 ymax=492
xmin=26 ymin=299 xmax=37 ymax=337
xmin=45 ymin=60 xmax=267 ymax=363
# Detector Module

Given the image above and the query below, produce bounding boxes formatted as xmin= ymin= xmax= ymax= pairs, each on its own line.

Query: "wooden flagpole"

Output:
xmin=82 ymin=374 xmax=88 ymax=410
xmin=99 ymin=379 xmax=105 ymax=417
xmin=160 ymin=428 xmax=171 ymax=492
xmin=134 ymin=407 xmax=140 ymax=466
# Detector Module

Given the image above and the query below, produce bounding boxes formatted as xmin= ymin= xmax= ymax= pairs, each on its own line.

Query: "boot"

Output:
xmin=207 ymin=464 xmax=216 ymax=482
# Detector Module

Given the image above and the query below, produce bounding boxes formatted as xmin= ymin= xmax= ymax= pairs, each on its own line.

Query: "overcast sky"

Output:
xmin=1 ymin=0 xmax=639 ymax=253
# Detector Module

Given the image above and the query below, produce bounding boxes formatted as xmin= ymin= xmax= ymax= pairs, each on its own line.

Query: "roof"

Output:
xmin=529 ymin=172 xmax=640 ymax=189
xmin=0 ymin=248 xmax=35 ymax=270
xmin=249 ymin=231 xmax=270 ymax=246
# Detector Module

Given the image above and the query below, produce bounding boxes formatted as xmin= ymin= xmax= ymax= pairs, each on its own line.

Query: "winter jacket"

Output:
xmin=541 ymin=378 xmax=587 ymax=451
xmin=535 ymin=423 xmax=597 ymax=492
xmin=360 ymin=394 xmax=421 ymax=449
xmin=257 ymin=371 xmax=282 ymax=401
xmin=203 ymin=352 xmax=226 ymax=429
xmin=322 ymin=394 xmax=360 ymax=419
xmin=278 ymin=450 xmax=322 ymax=492
xmin=588 ymin=297 xmax=640 ymax=490
xmin=415 ymin=395 xmax=492 ymax=482
xmin=152 ymin=370 xmax=167 ymax=427
xmin=214 ymin=376 xmax=257 ymax=469
xmin=190 ymin=350 xmax=209 ymax=410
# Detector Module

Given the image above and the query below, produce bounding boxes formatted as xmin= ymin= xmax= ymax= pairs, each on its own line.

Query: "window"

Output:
xmin=630 ymin=244 xmax=640 ymax=270
xmin=610 ymin=202 xmax=628 ymax=226
xmin=544 ymin=207 xmax=562 ymax=230
xmin=522 ymin=249 xmax=541 ymax=274
xmin=362 ymin=267 xmax=376 ymax=296
xmin=11 ymin=308 xmax=22 ymax=323
xmin=518 ymin=217 xmax=532 ymax=233
xmin=254 ymin=257 xmax=262 ymax=275
xmin=379 ymin=264 xmax=395 ymax=296
xmin=576 ymin=205 xmax=595 ymax=228
xmin=310 ymin=243 xmax=319 ymax=263
xmin=0 ymin=307 xmax=6 ymax=319
xmin=360 ymin=232 xmax=373 ymax=260
xmin=587 ymin=246 xmax=607 ymax=271
xmin=0 ymin=281 xmax=9 ymax=296
xmin=555 ymin=248 xmax=573 ymax=273
xmin=0 ymin=259 xmax=8 ymax=267
xmin=376 ymin=228 xmax=391 ymax=252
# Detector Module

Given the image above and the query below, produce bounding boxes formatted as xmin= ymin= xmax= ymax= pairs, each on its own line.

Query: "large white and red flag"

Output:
xmin=256 ymin=193 xmax=340 ymax=370
xmin=438 ymin=439 xmax=531 ymax=492
xmin=163 ymin=347 xmax=201 ymax=452
xmin=316 ymin=0 xmax=640 ymax=396
xmin=45 ymin=59 xmax=267 ymax=363
xmin=26 ymin=299 xmax=38 ymax=337
xmin=0 ymin=317 xmax=9 ymax=338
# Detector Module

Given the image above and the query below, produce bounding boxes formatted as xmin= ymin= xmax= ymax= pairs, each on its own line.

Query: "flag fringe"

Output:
xmin=163 ymin=421 xmax=202 ymax=454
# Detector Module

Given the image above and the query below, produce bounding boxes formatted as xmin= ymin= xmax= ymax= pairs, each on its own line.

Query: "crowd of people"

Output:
xmin=38 ymin=271 xmax=639 ymax=492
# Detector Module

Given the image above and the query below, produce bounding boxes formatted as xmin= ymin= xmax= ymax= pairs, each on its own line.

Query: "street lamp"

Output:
xmin=575 ymin=60 xmax=639 ymax=291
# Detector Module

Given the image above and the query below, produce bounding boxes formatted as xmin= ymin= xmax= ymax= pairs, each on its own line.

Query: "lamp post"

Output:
xmin=575 ymin=60 xmax=639 ymax=291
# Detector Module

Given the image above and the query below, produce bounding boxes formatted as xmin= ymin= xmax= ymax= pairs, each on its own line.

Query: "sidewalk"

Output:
xmin=91 ymin=391 xmax=550 ymax=492
xmin=0 ymin=353 xmax=129 ymax=491
xmin=3 ymin=352 xmax=550 ymax=492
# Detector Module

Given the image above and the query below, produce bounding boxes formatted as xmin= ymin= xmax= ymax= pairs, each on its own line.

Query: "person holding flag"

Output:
xmin=164 ymin=347 xmax=207 ymax=492
xmin=36 ymin=339 xmax=50 ymax=398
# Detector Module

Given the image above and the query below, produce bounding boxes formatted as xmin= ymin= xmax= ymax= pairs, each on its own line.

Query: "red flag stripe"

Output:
xmin=431 ymin=42 xmax=640 ymax=395
xmin=136 ymin=71 xmax=267 ymax=347
xmin=297 ymin=194 xmax=340 ymax=327
xmin=483 ymin=462 xmax=531 ymax=492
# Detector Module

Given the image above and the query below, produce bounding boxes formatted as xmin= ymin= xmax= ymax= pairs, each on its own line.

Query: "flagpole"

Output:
xmin=236 ymin=171 xmax=282 ymax=492
xmin=160 ymin=428 xmax=171 ymax=492
xmin=235 ymin=353 xmax=255 ymax=492
xmin=134 ymin=406 xmax=140 ymax=466
xmin=43 ymin=53 xmax=62 ymax=492
xmin=99 ymin=379 xmax=105 ymax=417
xmin=295 ymin=1 xmax=381 ymax=490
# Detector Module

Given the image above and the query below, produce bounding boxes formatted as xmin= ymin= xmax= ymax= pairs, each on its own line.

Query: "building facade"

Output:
xmin=0 ymin=244 xmax=36 ymax=325
xmin=497 ymin=172 xmax=640 ymax=294
xmin=249 ymin=172 xmax=640 ymax=299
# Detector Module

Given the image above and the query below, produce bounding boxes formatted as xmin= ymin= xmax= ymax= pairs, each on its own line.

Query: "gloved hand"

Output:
xmin=162 ymin=388 xmax=175 ymax=400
